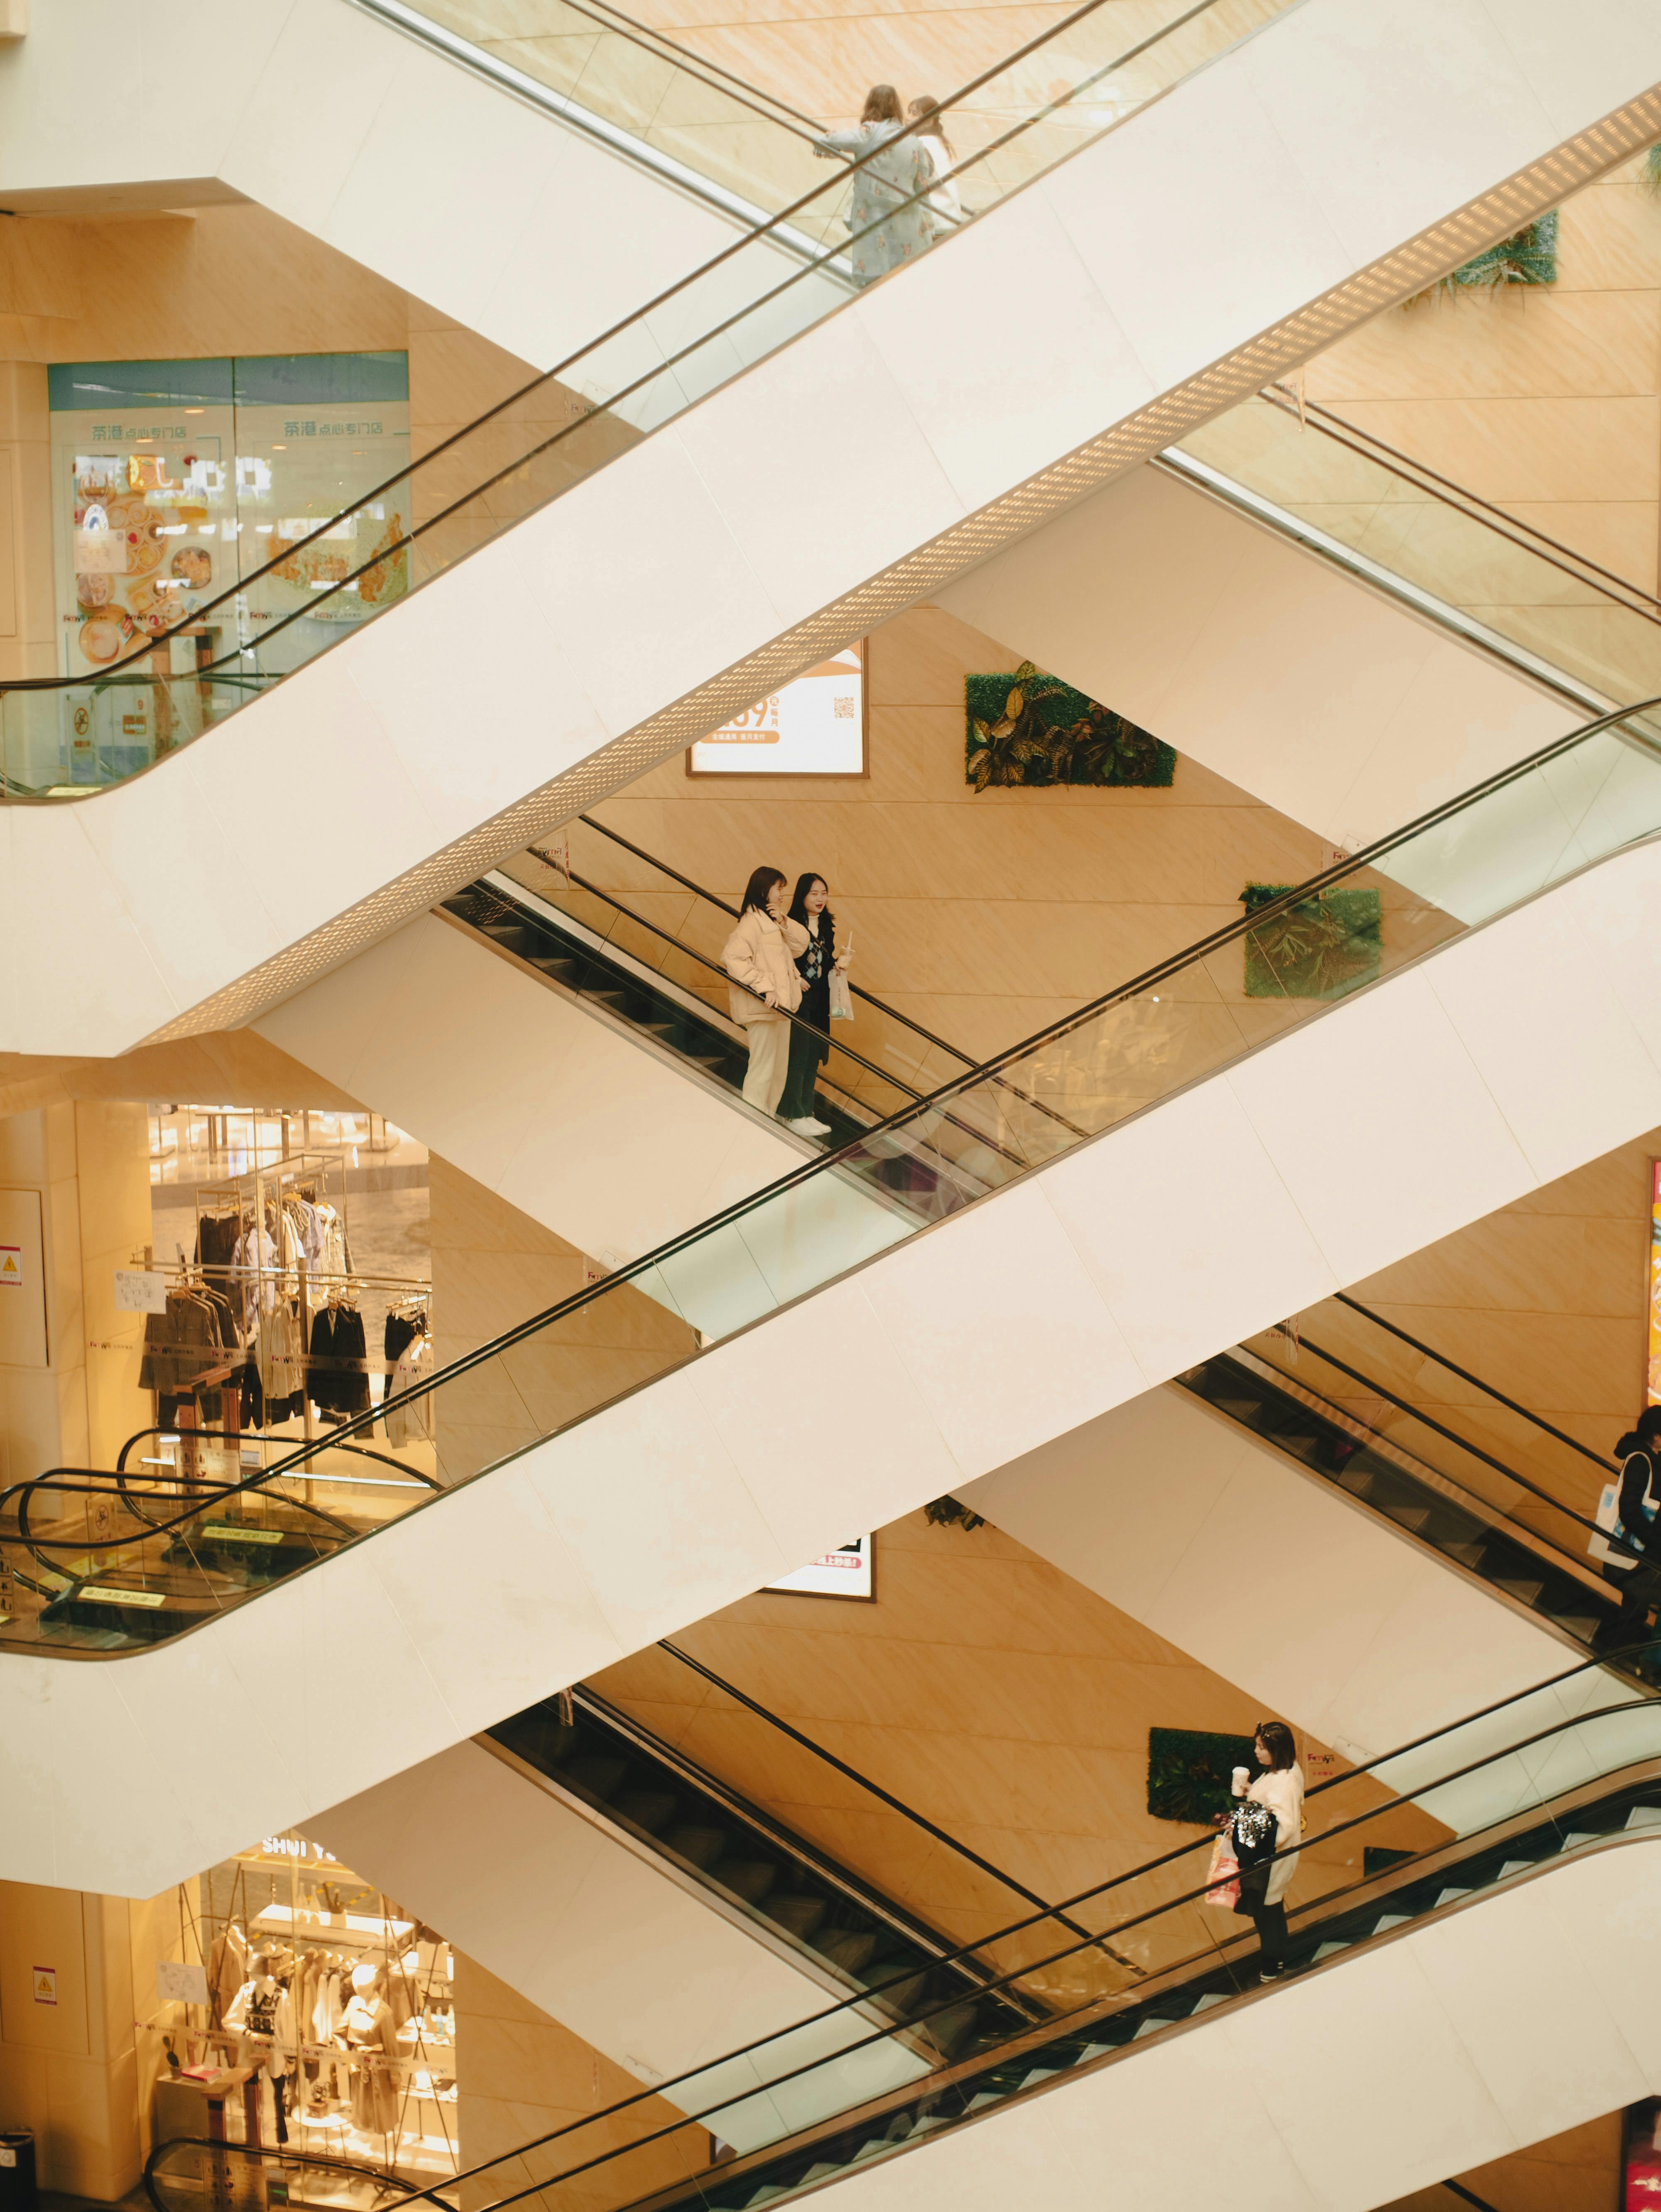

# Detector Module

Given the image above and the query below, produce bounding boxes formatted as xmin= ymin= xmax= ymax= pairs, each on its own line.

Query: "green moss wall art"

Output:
xmin=1147 ymin=1726 xmax=1258 ymax=1825
xmin=965 ymin=662 xmax=1175 ymax=791
xmin=1408 ymin=211 xmax=1558 ymax=304
xmin=1242 ymin=882 xmax=1382 ymax=1001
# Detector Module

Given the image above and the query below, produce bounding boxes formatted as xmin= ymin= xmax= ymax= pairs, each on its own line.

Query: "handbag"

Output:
xmin=1203 ymin=1834 xmax=1239 ymax=1909
xmin=828 ymin=969 xmax=853 ymax=1022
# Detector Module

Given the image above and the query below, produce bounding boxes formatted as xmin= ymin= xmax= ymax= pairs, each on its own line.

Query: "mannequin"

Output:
xmin=224 ymin=1953 xmax=294 ymax=2143
xmin=336 ymin=1960 xmax=399 ymax=2136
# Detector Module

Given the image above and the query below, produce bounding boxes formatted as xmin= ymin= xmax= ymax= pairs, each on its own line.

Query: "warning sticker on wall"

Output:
xmin=32 ymin=1967 xmax=56 ymax=2006
xmin=0 ymin=1246 xmax=20 ymax=1289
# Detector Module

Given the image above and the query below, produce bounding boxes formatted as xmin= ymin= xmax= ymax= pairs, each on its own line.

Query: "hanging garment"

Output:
xmin=231 ymin=1227 xmax=279 ymax=1327
xmin=308 ymin=1304 xmax=370 ymax=1417
xmin=208 ymin=1923 xmax=249 ymax=2029
xmin=224 ymin=1975 xmax=294 ymax=2077
xmin=139 ymin=1291 xmax=225 ymax=1413
xmin=338 ymin=1994 xmax=399 ymax=2134
xmin=385 ymin=1337 xmax=433 ymax=1447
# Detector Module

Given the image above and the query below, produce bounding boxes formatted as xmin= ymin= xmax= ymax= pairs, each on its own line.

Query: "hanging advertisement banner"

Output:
xmin=688 ymin=644 xmax=866 ymax=776
xmin=1648 ymin=1161 xmax=1661 ymax=1405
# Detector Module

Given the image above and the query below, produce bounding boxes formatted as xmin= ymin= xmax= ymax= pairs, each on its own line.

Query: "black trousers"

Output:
xmin=778 ymin=1015 xmax=828 ymax=1121
xmin=1249 ymin=1899 xmax=1289 ymax=1970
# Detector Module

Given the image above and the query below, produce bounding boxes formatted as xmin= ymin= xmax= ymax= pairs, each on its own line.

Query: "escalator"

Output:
xmin=937 ymin=372 xmax=1661 ymax=859
xmin=143 ymin=1655 xmax=1661 ymax=2212
xmin=10 ymin=690 xmax=1661 ymax=1899
xmin=310 ymin=1650 xmax=1084 ymax=2132
xmin=1176 ymin=1297 xmax=1626 ymax=1654
xmin=9 ymin=0 xmax=1652 ymax=1057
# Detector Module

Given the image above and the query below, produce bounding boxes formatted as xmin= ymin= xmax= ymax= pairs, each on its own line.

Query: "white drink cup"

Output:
xmin=1231 ymin=1766 xmax=1249 ymax=1794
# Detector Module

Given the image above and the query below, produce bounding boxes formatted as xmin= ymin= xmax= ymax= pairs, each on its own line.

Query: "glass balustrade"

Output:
xmin=1 ymin=0 xmax=1296 ymax=799
xmin=1177 ymin=388 xmax=1661 ymax=707
xmin=143 ymin=1656 xmax=1661 ymax=2212
xmin=7 ymin=695 xmax=1661 ymax=1657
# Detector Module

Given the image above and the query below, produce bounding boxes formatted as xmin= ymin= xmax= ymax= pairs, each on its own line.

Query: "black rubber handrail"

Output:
xmin=1333 ymin=1294 xmax=1619 ymax=1472
xmin=1270 ymin=1331 xmax=1624 ymax=1557
xmin=186 ymin=1665 xmax=1661 ymax=2212
xmin=657 ymin=1640 xmax=1134 ymax=1967
xmin=1257 ymin=382 xmax=1661 ymax=620
xmin=19 ymin=693 xmax=1661 ymax=1562
xmin=2 ymin=0 xmax=1231 ymax=724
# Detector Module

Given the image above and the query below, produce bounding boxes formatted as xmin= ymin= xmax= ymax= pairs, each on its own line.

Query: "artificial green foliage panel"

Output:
xmin=1242 ymin=883 xmax=1382 ymax=1001
xmin=965 ymin=662 xmax=1175 ymax=791
xmin=1446 ymin=210 xmax=1558 ymax=291
xmin=1147 ymin=1726 xmax=1257 ymax=1826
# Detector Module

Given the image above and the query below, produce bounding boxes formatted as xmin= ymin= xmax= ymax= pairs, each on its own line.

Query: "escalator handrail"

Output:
xmin=0 ymin=0 xmax=1237 ymax=721
xmin=1258 ymin=383 xmax=1661 ymax=621
xmin=569 ymin=817 xmax=982 ymax=1069
xmin=1240 ymin=1331 xmax=1629 ymax=1559
xmin=549 ymin=0 xmax=829 ymax=135
xmin=344 ymin=0 xmax=840 ymax=262
xmin=20 ymin=692 xmax=1661 ymax=1551
xmin=653 ymin=1641 xmax=1123 ymax=1960
xmin=264 ymin=1666 xmax=1661 ymax=2210
xmin=1333 ymin=1293 xmax=1620 ymax=1473
xmin=534 ymin=1680 xmax=1059 ymax=2005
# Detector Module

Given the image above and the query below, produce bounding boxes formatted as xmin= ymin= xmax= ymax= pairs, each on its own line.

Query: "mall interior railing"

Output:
xmin=1 ymin=0 xmax=1294 ymax=796
xmin=5 ymin=694 xmax=1661 ymax=1654
xmin=142 ymin=1651 xmax=1661 ymax=2212
xmin=1171 ymin=383 xmax=1661 ymax=709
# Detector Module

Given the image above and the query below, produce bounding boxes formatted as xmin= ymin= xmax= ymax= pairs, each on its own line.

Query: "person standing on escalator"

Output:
xmin=777 ymin=872 xmax=850 ymax=1138
xmin=1227 ymin=1720 xmax=1304 ymax=1984
xmin=1595 ymin=1404 xmax=1661 ymax=1660
xmin=723 ymin=866 xmax=808 ymax=1116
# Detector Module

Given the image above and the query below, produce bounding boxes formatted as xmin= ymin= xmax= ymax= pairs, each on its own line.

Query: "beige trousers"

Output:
xmin=741 ymin=1014 xmax=791 ymax=1113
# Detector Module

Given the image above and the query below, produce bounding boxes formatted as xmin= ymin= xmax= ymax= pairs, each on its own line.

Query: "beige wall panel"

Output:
xmin=590 ymin=1505 xmax=1444 ymax=1974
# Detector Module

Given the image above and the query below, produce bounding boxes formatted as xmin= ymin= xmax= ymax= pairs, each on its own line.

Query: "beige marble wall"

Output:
xmin=1379 ymin=2111 xmax=1619 ymax=2212
xmin=455 ymin=1950 xmax=709 ymax=2212
xmin=0 ymin=198 xmax=550 ymax=680
xmin=546 ymin=601 xmax=1393 ymax=1070
xmin=1262 ymin=1120 xmax=1661 ymax=1537
xmin=1302 ymin=154 xmax=1661 ymax=593
xmin=428 ymin=1154 xmax=696 ymax=1487
xmin=590 ymin=1504 xmax=1446 ymax=1999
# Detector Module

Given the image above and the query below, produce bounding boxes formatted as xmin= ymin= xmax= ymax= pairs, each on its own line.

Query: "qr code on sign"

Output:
xmin=833 ymin=695 xmax=855 ymax=718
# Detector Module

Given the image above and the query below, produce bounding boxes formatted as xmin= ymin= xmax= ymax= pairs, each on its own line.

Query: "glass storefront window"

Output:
xmin=44 ymin=355 xmax=409 ymax=787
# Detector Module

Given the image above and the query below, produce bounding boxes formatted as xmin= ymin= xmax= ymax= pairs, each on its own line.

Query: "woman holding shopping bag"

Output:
xmin=776 ymin=871 xmax=852 ymax=1136
xmin=1229 ymin=1720 xmax=1305 ymax=1983
xmin=723 ymin=866 xmax=808 ymax=1115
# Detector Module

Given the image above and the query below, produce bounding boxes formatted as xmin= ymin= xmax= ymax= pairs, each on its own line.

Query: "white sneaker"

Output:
xmin=784 ymin=1116 xmax=833 ymax=1136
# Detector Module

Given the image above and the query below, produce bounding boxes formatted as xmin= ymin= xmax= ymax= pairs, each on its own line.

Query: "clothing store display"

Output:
xmin=208 ymin=1923 xmax=249 ymax=2029
xmin=232 ymin=1225 xmax=279 ymax=1328
xmin=140 ymin=1284 xmax=234 ymax=1423
xmin=308 ymin=1302 xmax=370 ymax=1418
xmin=257 ymin=1295 xmax=309 ymax=1423
xmin=385 ymin=1336 xmax=433 ymax=1447
xmin=225 ymin=1973 xmax=294 ymax=2077
xmin=338 ymin=1984 xmax=399 ymax=2135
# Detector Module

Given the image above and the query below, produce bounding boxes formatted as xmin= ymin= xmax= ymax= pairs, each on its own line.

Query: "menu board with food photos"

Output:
xmin=49 ymin=354 xmax=409 ymax=773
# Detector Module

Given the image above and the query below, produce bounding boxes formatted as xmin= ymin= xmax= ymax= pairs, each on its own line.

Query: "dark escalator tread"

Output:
xmin=768 ymin=1895 xmax=829 ymax=1941
xmin=613 ymin=1788 xmax=681 ymax=1835
xmin=816 ymin=1930 xmax=879 ymax=1975
xmin=720 ymin=1860 xmax=782 ymax=1904
xmin=664 ymin=1822 xmax=730 ymax=1870
xmin=564 ymin=1752 xmax=630 ymax=1800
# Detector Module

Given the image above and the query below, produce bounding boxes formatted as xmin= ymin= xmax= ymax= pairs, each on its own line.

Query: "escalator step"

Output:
xmin=613 ymin=1789 xmax=679 ymax=1835
xmin=769 ymin=1896 xmax=828 ymax=1941
xmin=563 ymin=1754 xmax=630 ymax=1800
xmin=818 ymin=1931 xmax=879 ymax=1976
xmin=664 ymin=1823 xmax=728 ymax=1869
xmin=1491 ymin=1579 xmax=1545 ymax=1604
xmin=721 ymin=1861 xmax=780 ymax=1904
xmin=1625 ymin=1805 xmax=1661 ymax=1829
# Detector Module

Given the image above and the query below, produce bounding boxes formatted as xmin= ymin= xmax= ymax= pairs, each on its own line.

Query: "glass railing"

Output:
xmin=9 ymin=695 xmax=1661 ymax=1658
xmin=446 ymin=818 xmax=1027 ymax=1128
xmin=1174 ymin=386 xmax=1661 ymax=707
xmin=145 ymin=1654 xmax=1661 ymax=2212
xmin=1178 ymin=1325 xmax=1624 ymax=1655
xmin=369 ymin=0 xmax=840 ymax=234
xmin=3 ymin=0 xmax=1296 ymax=798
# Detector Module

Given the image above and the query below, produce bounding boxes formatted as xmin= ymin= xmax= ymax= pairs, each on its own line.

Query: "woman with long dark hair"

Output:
xmin=1595 ymin=1402 xmax=1661 ymax=1658
xmin=777 ymin=871 xmax=851 ymax=1135
xmin=722 ymin=866 xmax=808 ymax=1114
xmin=813 ymin=83 xmax=936 ymax=286
xmin=1229 ymin=1720 xmax=1304 ymax=1983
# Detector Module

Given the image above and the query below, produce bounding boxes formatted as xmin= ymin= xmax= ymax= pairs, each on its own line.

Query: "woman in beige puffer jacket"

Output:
xmin=723 ymin=867 xmax=808 ymax=1114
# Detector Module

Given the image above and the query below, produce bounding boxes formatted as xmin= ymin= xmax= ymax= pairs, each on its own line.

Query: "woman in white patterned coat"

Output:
xmin=814 ymin=84 xmax=936 ymax=286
